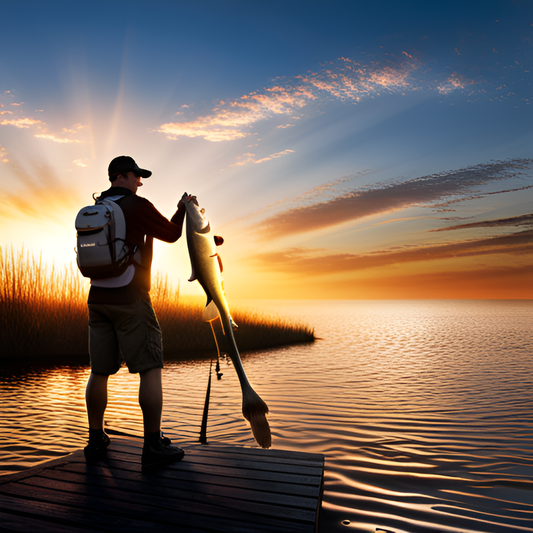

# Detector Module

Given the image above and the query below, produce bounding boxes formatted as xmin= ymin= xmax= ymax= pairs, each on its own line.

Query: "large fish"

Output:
xmin=183 ymin=195 xmax=271 ymax=449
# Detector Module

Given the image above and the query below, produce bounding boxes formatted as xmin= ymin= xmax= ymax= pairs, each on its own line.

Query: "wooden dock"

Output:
xmin=0 ymin=437 xmax=325 ymax=532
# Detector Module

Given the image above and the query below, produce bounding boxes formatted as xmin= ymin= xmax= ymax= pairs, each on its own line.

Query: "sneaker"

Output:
xmin=84 ymin=431 xmax=111 ymax=462
xmin=142 ymin=439 xmax=184 ymax=470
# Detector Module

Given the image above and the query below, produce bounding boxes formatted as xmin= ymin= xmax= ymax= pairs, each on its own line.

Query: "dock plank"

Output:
xmin=60 ymin=459 xmax=321 ymax=498
xmin=36 ymin=467 xmax=318 ymax=513
xmin=0 ymin=508 xmax=102 ymax=533
xmin=66 ymin=452 xmax=323 ymax=490
xmin=103 ymin=449 xmax=323 ymax=477
xmin=0 ymin=481 xmax=304 ymax=533
xmin=0 ymin=438 xmax=324 ymax=533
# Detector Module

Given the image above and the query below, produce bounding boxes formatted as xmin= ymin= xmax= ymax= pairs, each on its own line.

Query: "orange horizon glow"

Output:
xmin=222 ymin=262 xmax=533 ymax=300
xmin=2 ymin=236 xmax=531 ymax=301
xmin=1 ymin=157 xmax=532 ymax=301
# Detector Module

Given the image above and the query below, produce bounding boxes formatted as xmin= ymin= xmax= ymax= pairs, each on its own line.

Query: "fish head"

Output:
xmin=184 ymin=196 xmax=209 ymax=233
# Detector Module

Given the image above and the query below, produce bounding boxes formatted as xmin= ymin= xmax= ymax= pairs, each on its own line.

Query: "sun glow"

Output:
xmin=0 ymin=13 xmax=531 ymax=300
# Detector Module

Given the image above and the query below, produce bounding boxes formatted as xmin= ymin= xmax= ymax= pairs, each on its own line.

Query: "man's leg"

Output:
xmin=84 ymin=372 xmax=111 ymax=461
xmin=139 ymin=367 xmax=162 ymax=434
xmin=86 ymin=372 xmax=109 ymax=430
xmin=139 ymin=367 xmax=184 ymax=469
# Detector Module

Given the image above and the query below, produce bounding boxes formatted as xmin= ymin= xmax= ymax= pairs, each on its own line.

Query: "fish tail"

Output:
xmin=247 ymin=411 xmax=272 ymax=449
xmin=242 ymin=385 xmax=271 ymax=449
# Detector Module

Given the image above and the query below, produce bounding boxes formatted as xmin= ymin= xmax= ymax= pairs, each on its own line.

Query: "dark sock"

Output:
xmin=144 ymin=431 xmax=161 ymax=446
xmin=88 ymin=428 xmax=104 ymax=443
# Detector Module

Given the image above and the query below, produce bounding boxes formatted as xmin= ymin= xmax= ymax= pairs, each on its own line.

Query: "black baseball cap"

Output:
xmin=108 ymin=156 xmax=152 ymax=180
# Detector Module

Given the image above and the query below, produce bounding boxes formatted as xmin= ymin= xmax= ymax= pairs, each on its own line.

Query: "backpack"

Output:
xmin=75 ymin=195 xmax=133 ymax=279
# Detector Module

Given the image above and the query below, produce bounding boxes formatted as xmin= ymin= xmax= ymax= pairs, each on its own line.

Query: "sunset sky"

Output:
xmin=1 ymin=0 xmax=532 ymax=299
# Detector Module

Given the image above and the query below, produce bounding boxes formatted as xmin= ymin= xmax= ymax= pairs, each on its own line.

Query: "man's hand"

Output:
xmin=178 ymin=192 xmax=197 ymax=208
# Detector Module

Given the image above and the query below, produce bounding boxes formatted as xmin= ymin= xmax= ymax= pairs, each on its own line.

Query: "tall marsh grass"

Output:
xmin=0 ymin=247 xmax=314 ymax=363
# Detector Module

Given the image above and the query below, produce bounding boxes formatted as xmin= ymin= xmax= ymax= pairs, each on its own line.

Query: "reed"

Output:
xmin=0 ymin=247 xmax=314 ymax=362
xmin=0 ymin=246 xmax=88 ymax=358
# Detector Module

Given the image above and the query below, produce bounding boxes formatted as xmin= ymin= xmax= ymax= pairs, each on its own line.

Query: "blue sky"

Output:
xmin=1 ymin=1 xmax=532 ymax=298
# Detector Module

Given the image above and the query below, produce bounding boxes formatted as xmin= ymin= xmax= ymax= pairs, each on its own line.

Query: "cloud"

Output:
xmin=431 ymin=213 xmax=533 ymax=232
xmin=157 ymin=53 xmax=459 ymax=143
xmin=33 ymin=124 xmax=85 ymax=144
xmin=231 ymin=149 xmax=295 ymax=167
xmin=298 ymin=56 xmax=416 ymax=101
xmin=158 ymin=84 xmax=316 ymax=142
xmin=254 ymin=159 xmax=533 ymax=239
xmin=289 ymin=174 xmax=365 ymax=204
xmin=156 ymin=51 xmax=488 ymax=143
xmin=1 ymin=117 xmax=43 ymax=128
xmin=0 ymin=144 xmax=7 ymax=163
xmin=255 ymin=149 xmax=295 ymax=164
xmin=437 ymin=72 xmax=475 ymax=94
xmin=34 ymin=132 xmax=82 ymax=143
xmin=0 ymin=97 xmax=85 ymax=143
xmin=250 ymin=230 xmax=533 ymax=277
xmin=157 ymin=120 xmax=249 ymax=142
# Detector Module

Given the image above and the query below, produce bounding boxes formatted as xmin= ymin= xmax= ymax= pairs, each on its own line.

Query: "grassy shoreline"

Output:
xmin=0 ymin=247 xmax=315 ymax=365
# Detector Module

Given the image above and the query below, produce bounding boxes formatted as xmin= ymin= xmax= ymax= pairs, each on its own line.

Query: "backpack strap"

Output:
xmin=100 ymin=195 xmax=143 ymax=267
xmin=101 ymin=194 xmax=125 ymax=203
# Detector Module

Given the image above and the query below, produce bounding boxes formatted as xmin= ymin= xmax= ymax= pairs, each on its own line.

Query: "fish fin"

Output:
xmin=203 ymin=300 xmax=220 ymax=322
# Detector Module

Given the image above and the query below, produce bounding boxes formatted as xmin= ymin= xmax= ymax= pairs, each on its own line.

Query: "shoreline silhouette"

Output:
xmin=0 ymin=247 xmax=315 ymax=365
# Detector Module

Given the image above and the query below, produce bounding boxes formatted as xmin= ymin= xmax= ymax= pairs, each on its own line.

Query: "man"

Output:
xmin=84 ymin=155 xmax=188 ymax=470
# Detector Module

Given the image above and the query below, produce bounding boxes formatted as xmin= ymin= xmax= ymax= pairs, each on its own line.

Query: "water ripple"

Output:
xmin=1 ymin=300 xmax=532 ymax=532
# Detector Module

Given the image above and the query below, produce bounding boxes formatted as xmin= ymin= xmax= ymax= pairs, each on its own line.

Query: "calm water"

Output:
xmin=1 ymin=300 xmax=532 ymax=532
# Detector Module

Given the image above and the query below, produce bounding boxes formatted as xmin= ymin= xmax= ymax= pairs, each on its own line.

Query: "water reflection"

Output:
xmin=1 ymin=300 xmax=532 ymax=533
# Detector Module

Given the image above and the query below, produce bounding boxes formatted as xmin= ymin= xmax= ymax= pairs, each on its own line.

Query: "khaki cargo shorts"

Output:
xmin=88 ymin=298 xmax=164 ymax=375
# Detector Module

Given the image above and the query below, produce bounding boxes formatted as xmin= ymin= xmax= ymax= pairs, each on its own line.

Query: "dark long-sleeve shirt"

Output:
xmin=88 ymin=187 xmax=185 ymax=304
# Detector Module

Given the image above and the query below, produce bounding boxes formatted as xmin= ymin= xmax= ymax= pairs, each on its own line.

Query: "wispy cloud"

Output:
xmin=0 ymin=97 xmax=85 ymax=144
xmin=437 ymin=72 xmax=475 ymax=94
xmin=1 ymin=117 xmax=43 ymax=128
xmin=158 ymin=84 xmax=316 ymax=142
xmin=289 ymin=173 xmax=368 ymax=204
xmin=157 ymin=53 xmax=473 ymax=143
xmin=34 ymin=132 xmax=82 ymax=144
xmin=250 ymin=230 xmax=533 ymax=277
xmin=298 ymin=55 xmax=416 ymax=100
xmin=431 ymin=213 xmax=533 ymax=232
xmin=253 ymin=159 xmax=533 ymax=239
xmin=231 ymin=149 xmax=295 ymax=167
